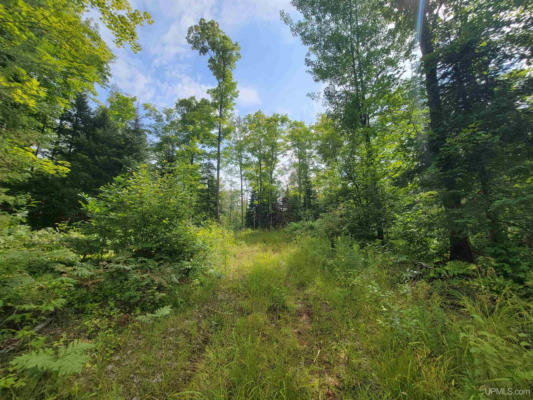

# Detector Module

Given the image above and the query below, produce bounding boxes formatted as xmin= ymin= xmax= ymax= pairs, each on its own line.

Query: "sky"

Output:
xmin=94 ymin=0 xmax=324 ymax=124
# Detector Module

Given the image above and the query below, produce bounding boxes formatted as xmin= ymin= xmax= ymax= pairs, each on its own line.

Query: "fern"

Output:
xmin=136 ymin=305 xmax=172 ymax=323
xmin=11 ymin=340 xmax=94 ymax=376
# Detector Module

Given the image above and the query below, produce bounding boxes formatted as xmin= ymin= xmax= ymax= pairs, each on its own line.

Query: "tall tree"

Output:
xmin=287 ymin=121 xmax=315 ymax=219
xmin=0 ymin=0 xmax=151 ymax=161
xmin=391 ymin=0 xmax=532 ymax=261
xmin=263 ymin=114 xmax=289 ymax=228
xmin=283 ymin=0 xmax=409 ymax=241
xmin=0 ymin=0 xmax=151 ymax=220
xmin=174 ymin=97 xmax=216 ymax=166
xmin=187 ymin=19 xmax=241 ymax=222
xmin=146 ymin=97 xmax=218 ymax=219
xmin=226 ymin=117 xmax=248 ymax=229
xmin=241 ymin=112 xmax=289 ymax=228
xmin=145 ymin=105 xmax=180 ymax=169
xmin=243 ymin=111 xmax=268 ymax=228
xmin=16 ymin=92 xmax=147 ymax=227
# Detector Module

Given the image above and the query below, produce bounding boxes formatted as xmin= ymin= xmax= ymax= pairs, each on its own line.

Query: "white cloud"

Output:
xmin=91 ymin=0 xmax=298 ymax=68
xmin=139 ymin=0 xmax=215 ymax=18
xmin=237 ymin=86 xmax=261 ymax=107
xmin=109 ymin=57 xmax=213 ymax=108
xmin=218 ymin=0 xmax=294 ymax=27
xmin=155 ymin=73 xmax=211 ymax=104
xmin=149 ymin=0 xmax=297 ymax=66
xmin=110 ymin=56 xmax=156 ymax=101
xmin=95 ymin=0 xmax=314 ymax=119
xmin=150 ymin=0 xmax=216 ymax=65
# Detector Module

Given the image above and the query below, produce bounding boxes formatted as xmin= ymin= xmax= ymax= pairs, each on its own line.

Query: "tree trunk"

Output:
xmin=419 ymin=13 xmax=473 ymax=262
xmin=419 ymin=18 xmax=443 ymax=146
xmin=240 ymin=159 xmax=244 ymax=229
xmin=258 ymin=155 xmax=262 ymax=227
xmin=297 ymin=153 xmax=303 ymax=214
xmin=479 ymin=165 xmax=503 ymax=243
xmin=216 ymin=103 xmax=222 ymax=223
xmin=269 ymin=171 xmax=273 ymax=229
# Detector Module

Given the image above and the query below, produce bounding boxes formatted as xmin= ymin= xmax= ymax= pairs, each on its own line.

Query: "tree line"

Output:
xmin=2 ymin=0 xmax=532 ymax=277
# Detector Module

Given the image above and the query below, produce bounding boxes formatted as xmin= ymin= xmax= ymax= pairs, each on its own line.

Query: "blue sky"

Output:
xmin=95 ymin=0 xmax=324 ymax=124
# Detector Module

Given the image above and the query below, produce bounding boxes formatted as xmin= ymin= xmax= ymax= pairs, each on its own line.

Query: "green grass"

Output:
xmin=6 ymin=230 xmax=531 ymax=399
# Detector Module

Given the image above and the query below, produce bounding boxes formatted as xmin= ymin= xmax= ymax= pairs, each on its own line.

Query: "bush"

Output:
xmin=67 ymin=165 xmax=209 ymax=312
xmin=484 ymin=244 xmax=533 ymax=287
xmin=285 ymin=219 xmax=318 ymax=237
xmin=1 ymin=164 xmax=210 ymax=357
xmin=82 ymin=164 xmax=200 ymax=262
xmin=1 ymin=165 xmax=215 ymax=398
xmin=388 ymin=191 xmax=448 ymax=262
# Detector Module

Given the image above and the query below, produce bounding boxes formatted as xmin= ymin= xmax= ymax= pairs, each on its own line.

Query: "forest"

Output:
xmin=0 ymin=0 xmax=532 ymax=399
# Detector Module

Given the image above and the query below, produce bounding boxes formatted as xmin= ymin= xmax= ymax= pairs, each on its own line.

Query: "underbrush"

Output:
xmin=0 ymin=166 xmax=221 ymax=398
xmin=286 ymin=235 xmax=533 ymax=399
xmin=1 ymin=225 xmax=530 ymax=399
xmin=0 ymin=223 xmax=220 ymax=399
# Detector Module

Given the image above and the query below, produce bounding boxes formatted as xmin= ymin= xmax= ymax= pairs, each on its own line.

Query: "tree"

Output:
xmin=148 ymin=97 xmax=216 ymax=167
xmin=174 ymin=97 xmax=216 ymax=166
xmin=243 ymin=112 xmax=268 ymax=228
xmin=239 ymin=112 xmax=289 ymax=229
xmin=263 ymin=114 xmax=289 ymax=228
xmin=287 ymin=121 xmax=315 ymax=219
xmin=146 ymin=97 xmax=218 ymax=220
xmin=16 ymin=92 xmax=147 ymax=228
xmin=145 ymin=105 xmax=181 ymax=169
xmin=283 ymin=0 xmax=410 ymax=241
xmin=390 ymin=0 xmax=532 ymax=262
xmin=226 ymin=117 xmax=249 ymax=229
xmin=0 ymin=0 xmax=151 ymax=218
xmin=0 ymin=0 xmax=151 ymax=131
xmin=187 ymin=19 xmax=241 ymax=222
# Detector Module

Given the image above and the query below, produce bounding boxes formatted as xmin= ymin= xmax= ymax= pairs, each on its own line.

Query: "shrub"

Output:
xmin=285 ymin=219 xmax=318 ymax=237
xmin=484 ymin=244 xmax=533 ymax=287
xmin=388 ymin=191 xmax=448 ymax=262
xmin=82 ymin=164 xmax=200 ymax=262
xmin=69 ymin=165 xmax=209 ymax=312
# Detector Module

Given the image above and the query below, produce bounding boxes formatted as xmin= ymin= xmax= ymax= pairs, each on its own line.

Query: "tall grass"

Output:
xmin=19 ymin=230 xmax=530 ymax=399
xmin=285 ymin=235 xmax=532 ymax=399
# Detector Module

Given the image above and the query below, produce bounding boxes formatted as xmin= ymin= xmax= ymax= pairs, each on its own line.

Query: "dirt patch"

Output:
xmin=293 ymin=299 xmax=313 ymax=348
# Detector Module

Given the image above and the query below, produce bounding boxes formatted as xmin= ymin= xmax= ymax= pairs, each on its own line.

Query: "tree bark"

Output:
xmin=419 ymin=13 xmax=474 ymax=262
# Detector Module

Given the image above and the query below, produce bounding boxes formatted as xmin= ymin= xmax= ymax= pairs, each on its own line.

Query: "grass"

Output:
xmin=9 ymin=230 xmax=531 ymax=399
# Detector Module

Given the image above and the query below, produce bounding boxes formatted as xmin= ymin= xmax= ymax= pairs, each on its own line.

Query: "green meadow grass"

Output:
xmin=54 ymin=230 xmax=532 ymax=399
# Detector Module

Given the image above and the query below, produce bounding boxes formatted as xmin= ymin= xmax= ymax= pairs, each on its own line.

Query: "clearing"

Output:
xmin=78 ymin=230 xmax=524 ymax=399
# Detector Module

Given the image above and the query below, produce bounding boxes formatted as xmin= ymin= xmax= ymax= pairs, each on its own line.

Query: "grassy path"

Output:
xmin=81 ymin=230 xmax=531 ymax=400
xmin=86 ymin=230 xmax=350 ymax=399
